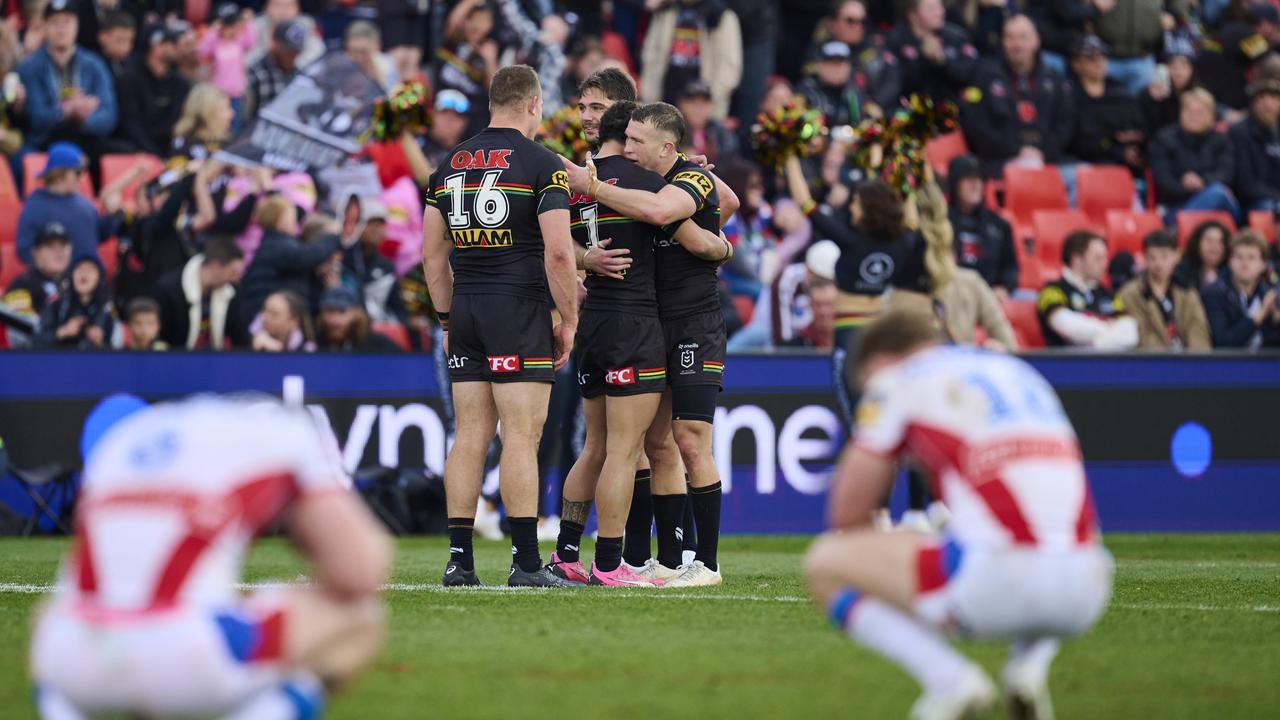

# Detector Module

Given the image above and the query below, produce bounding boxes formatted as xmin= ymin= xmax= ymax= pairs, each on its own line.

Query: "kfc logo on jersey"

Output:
xmin=606 ymin=368 xmax=636 ymax=385
xmin=451 ymin=149 xmax=513 ymax=170
xmin=488 ymin=355 xmax=520 ymax=372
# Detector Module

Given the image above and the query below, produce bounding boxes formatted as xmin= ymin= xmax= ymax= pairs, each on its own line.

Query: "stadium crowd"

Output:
xmin=0 ymin=0 xmax=1279 ymax=352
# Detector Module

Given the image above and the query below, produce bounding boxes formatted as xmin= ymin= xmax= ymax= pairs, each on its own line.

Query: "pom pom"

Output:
xmin=367 ymin=81 xmax=433 ymax=142
xmin=751 ymin=97 xmax=828 ymax=170
xmin=847 ymin=94 xmax=958 ymax=196
xmin=537 ymin=106 xmax=591 ymax=163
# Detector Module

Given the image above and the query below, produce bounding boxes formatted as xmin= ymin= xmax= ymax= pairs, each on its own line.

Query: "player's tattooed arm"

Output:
xmin=561 ymin=499 xmax=592 ymax=525
xmin=560 ymin=157 xmax=697 ymax=226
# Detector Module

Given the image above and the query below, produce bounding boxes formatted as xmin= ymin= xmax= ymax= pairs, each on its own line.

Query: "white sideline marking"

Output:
xmin=1 ymin=582 xmax=1277 ymax=613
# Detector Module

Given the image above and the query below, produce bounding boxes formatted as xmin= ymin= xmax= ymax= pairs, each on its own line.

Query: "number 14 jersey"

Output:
xmin=425 ymin=127 xmax=571 ymax=301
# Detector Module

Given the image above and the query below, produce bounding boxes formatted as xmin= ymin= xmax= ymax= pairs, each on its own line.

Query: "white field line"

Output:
xmin=1 ymin=582 xmax=1277 ymax=613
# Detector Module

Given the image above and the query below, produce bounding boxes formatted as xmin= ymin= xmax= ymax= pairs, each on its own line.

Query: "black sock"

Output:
xmin=508 ymin=516 xmax=541 ymax=573
xmin=681 ymin=477 xmax=698 ymax=553
xmin=448 ymin=518 xmax=475 ymax=571
xmin=690 ymin=482 xmax=722 ymax=571
xmin=652 ymin=494 xmax=686 ymax=569
xmin=595 ymin=535 xmax=623 ymax=572
xmin=623 ymin=469 xmax=653 ymax=566
xmin=556 ymin=520 xmax=585 ymax=563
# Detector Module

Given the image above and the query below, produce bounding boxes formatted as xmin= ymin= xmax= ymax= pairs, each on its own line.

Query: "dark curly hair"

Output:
xmin=1182 ymin=220 xmax=1231 ymax=272
xmin=854 ymin=179 xmax=904 ymax=240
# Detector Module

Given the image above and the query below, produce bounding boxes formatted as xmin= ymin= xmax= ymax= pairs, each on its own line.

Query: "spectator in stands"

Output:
xmin=249 ymin=0 xmax=324 ymax=70
xmin=1197 ymin=3 xmax=1279 ymax=112
xmin=1201 ymin=229 xmax=1280 ymax=348
xmin=728 ymin=0 xmax=781 ymax=122
xmin=171 ymin=83 xmax=234 ymax=161
xmin=959 ymin=14 xmax=1075 ymax=178
xmin=96 ymin=11 xmax=135 ymax=82
xmin=17 ymin=0 xmax=117 ymax=155
xmin=494 ymin=0 xmax=569 ymax=116
xmin=199 ymin=3 xmax=255 ymax=126
xmin=151 ymin=234 xmax=249 ymax=350
xmin=113 ymin=24 xmax=189 ymax=157
xmin=379 ymin=0 xmax=432 ymax=85
xmin=1175 ymin=220 xmax=1231 ymax=288
xmin=15 ymin=143 xmax=117 ymax=265
xmin=37 ymin=254 xmax=112 ymax=349
xmin=3 ymin=222 xmax=71 ymax=337
xmin=345 ymin=20 xmax=394 ymax=91
xmin=238 ymin=199 xmax=343 ymax=324
xmin=1023 ymin=0 xmax=1099 ymax=74
xmin=1229 ymin=77 xmax=1280 ymax=212
xmin=1140 ymin=46 xmax=1197 ymax=131
xmin=947 ymin=0 xmax=1010 ymax=57
xmin=342 ymin=199 xmax=406 ymax=326
xmin=887 ymin=0 xmax=980 ymax=105
xmin=314 ymin=285 xmax=402 ymax=352
xmin=250 ymin=289 xmax=314 ymax=352
xmin=1150 ymin=88 xmax=1240 ymax=224
xmin=1092 ymin=0 xmax=1170 ymax=96
xmin=808 ymin=0 xmax=900 ymax=113
xmin=417 ymin=89 xmax=470 ymax=171
xmin=946 ymin=154 xmax=1019 ymax=297
xmin=1067 ymin=35 xmax=1147 ymax=173
xmin=641 ymin=0 xmax=743 ymax=119
xmin=934 ymin=262 xmax=1019 ymax=348
xmin=168 ymin=21 xmax=202 ymax=84
xmin=0 ymin=21 xmax=24 ymax=178
xmin=678 ymin=79 xmax=739 ymax=164
xmin=435 ymin=1 xmax=498 ymax=133
xmin=1116 ymin=230 xmax=1212 ymax=350
xmin=244 ymin=19 xmax=305 ymax=124
xmin=799 ymin=42 xmax=868 ymax=130
xmin=1036 ymin=230 xmax=1139 ymax=348
xmin=120 ymin=297 xmax=167 ymax=351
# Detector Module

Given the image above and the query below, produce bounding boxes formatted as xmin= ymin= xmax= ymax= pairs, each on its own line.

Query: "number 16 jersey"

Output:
xmin=425 ymin=127 xmax=571 ymax=301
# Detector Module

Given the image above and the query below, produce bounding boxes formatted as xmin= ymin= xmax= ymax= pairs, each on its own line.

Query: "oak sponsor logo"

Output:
xmin=450 ymin=148 xmax=512 ymax=170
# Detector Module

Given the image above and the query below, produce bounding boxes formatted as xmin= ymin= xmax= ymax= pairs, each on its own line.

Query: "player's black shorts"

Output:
xmin=662 ymin=309 xmax=726 ymax=390
xmin=575 ymin=310 xmax=667 ymax=398
xmin=446 ymin=293 xmax=555 ymax=383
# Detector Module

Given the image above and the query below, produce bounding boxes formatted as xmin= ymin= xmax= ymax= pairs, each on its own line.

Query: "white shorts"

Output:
xmin=916 ymin=541 xmax=1114 ymax=638
xmin=31 ymin=601 xmax=286 ymax=717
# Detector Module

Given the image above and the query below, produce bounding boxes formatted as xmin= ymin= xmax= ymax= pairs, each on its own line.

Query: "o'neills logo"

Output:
xmin=453 ymin=228 xmax=513 ymax=248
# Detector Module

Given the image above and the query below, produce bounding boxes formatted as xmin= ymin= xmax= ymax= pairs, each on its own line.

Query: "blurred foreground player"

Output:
xmin=805 ymin=311 xmax=1113 ymax=720
xmin=30 ymin=394 xmax=391 ymax=719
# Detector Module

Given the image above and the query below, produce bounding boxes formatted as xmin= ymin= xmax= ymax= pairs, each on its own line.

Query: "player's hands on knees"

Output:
xmin=552 ymin=322 xmax=576 ymax=370
xmin=584 ymin=238 xmax=632 ymax=279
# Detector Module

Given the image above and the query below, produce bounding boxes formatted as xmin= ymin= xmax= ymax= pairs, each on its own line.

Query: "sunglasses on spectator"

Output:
xmin=840 ymin=15 xmax=865 ymax=25
xmin=437 ymin=95 xmax=471 ymax=114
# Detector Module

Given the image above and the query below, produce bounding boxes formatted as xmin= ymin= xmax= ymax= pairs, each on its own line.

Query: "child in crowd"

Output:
xmin=199 ymin=3 xmax=255 ymax=131
xmin=121 ymin=297 xmax=168 ymax=351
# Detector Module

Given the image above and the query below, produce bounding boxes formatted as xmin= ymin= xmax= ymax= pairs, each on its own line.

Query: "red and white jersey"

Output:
xmin=62 ymin=397 xmax=349 ymax=617
xmin=854 ymin=346 xmax=1098 ymax=550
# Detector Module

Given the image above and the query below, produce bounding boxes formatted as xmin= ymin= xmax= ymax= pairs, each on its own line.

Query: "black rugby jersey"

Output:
xmin=805 ymin=205 xmax=930 ymax=296
xmin=655 ymin=156 xmax=721 ymax=319
xmin=425 ymin=127 xmax=570 ymax=301
xmin=1036 ymin=275 xmax=1126 ymax=347
xmin=571 ymin=155 xmax=667 ymax=316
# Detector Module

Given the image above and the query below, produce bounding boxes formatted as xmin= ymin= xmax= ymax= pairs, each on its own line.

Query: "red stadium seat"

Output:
xmin=23 ymin=153 xmax=95 ymax=199
xmin=99 ymin=237 xmax=118 ymax=281
xmin=0 ymin=242 xmax=24 ymax=289
xmin=0 ymin=197 xmax=19 ymax=247
xmin=1001 ymin=297 xmax=1045 ymax=349
xmin=0 ymin=160 xmax=17 ymax=200
xmin=1003 ymin=166 xmax=1068 ymax=225
xmin=1176 ymin=210 xmax=1237 ymax=249
xmin=1031 ymin=210 xmax=1101 ymax=268
xmin=1105 ymin=210 xmax=1164 ymax=257
xmin=1076 ymin=165 xmax=1136 ymax=225
xmin=732 ymin=295 xmax=755 ymax=325
xmin=925 ymin=131 xmax=968 ymax=179
xmin=100 ymin=154 xmax=165 ymax=214
xmin=373 ymin=322 xmax=411 ymax=351
xmin=1248 ymin=209 xmax=1276 ymax=244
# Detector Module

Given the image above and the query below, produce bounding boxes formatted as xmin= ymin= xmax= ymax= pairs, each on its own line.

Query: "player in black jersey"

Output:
xmin=422 ymin=66 xmax=578 ymax=589
xmin=547 ymin=101 xmax=729 ymax=586
xmin=561 ymin=102 xmax=740 ymax=587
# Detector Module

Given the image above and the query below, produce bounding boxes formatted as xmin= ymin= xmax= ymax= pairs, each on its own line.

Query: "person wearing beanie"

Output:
xmin=946 ymin=154 xmax=1018 ymax=298
xmin=36 ymin=254 xmax=114 ymax=349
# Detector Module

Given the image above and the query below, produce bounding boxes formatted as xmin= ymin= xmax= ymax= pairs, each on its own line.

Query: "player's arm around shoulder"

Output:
xmin=672 ymin=220 xmax=733 ymax=263
xmin=562 ymin=156 xmax=697 ymax=226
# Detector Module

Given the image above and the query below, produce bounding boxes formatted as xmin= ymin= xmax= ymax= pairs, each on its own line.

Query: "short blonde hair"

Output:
xmin=255 ymin=195 xmax=295 ymax=232
xmin=173 ymin=82 xmax=230 ymax=144
xmin=1229 ymin=229 xmax=1269 ymax=260
xmin=1180 ymin=88 xmax=1216 ymax=114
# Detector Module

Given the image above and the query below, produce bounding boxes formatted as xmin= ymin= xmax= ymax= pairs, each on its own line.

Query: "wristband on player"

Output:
xmin=719 ymin=237 xmax=733 ymax=263
xmin=799 ymin=198 xmax=817 ymax=216
xmin=437 ymin=311 xmax=449 ymax=331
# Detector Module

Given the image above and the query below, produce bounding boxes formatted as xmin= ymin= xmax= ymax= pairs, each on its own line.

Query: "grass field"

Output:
xmin=1 ymin=534 xmax=1278 ymax=719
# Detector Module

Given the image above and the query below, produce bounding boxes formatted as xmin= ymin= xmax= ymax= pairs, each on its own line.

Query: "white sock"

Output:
xmin=223 ymin=672 xmax=325 ymax=720
xmin=844 ymin=597 xmax=975 ymax=692
xmin=1005 ymin=636 xmax=1061 ymax=688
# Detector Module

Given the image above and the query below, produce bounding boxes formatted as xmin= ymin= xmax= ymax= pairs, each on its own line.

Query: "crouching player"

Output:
xmin=31 ymin=394 xmax=391 ymax=719
xmin=805 ymin=311 xmax=1113 ymax=720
